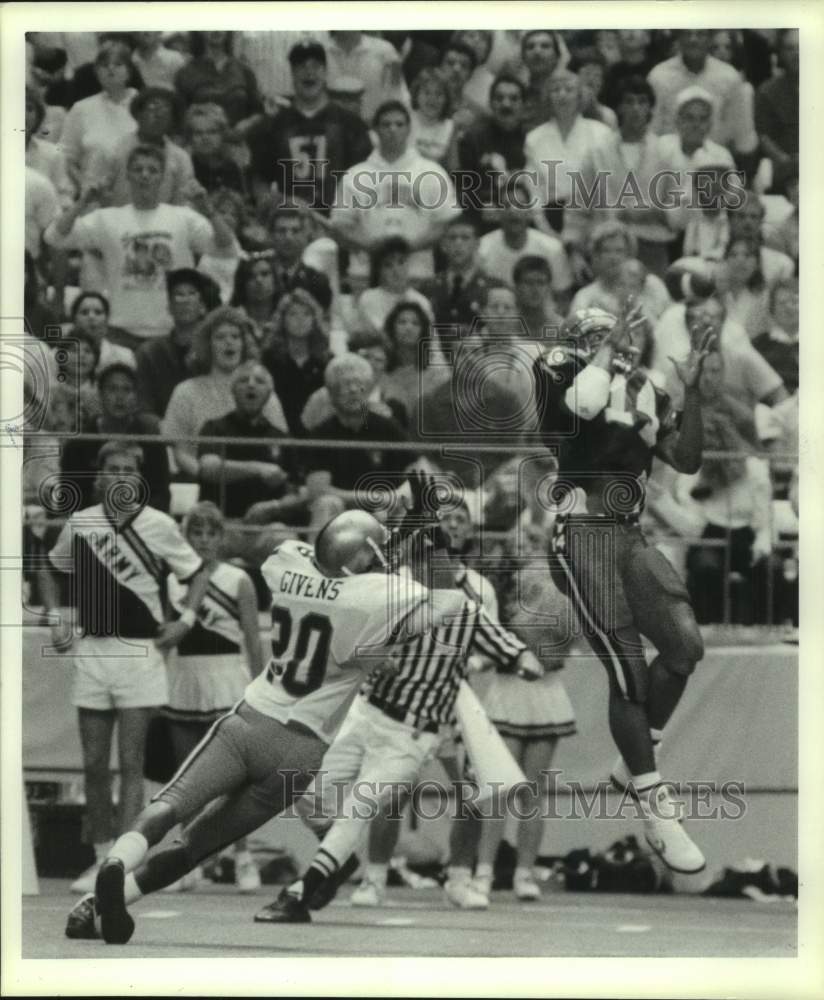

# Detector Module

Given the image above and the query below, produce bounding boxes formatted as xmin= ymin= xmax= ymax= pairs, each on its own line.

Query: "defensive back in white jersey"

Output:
xmin=243 ymin=539 xmax=433 ymax=742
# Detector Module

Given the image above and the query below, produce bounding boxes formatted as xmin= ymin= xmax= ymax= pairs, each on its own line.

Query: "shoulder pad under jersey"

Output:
xmin=261 ymin=538 xmax=317 ymax=583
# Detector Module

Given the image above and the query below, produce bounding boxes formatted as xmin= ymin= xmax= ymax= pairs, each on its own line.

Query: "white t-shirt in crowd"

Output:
xmin=569 ymin=275 xmax=672 ymax=321
xmin=409 ymin=111 xmax=455 ymax=164
xmin=60 ymin=89 xmax=138 ymax=184
xmin=25 ymin=166 xmax=59 ymax=260
xmin=649 ymin=303 xmax=783 ymax=410
xmin=333 ymin=146 xmax=461 ymax=278
xmin=525 ymin=116 xmax=613 ymax=205
xmin=45 ymin=203 xmax=215 ymax=339
xmin=356 ymin=286 xmax=434 ymax=335
xmin=478 ymin=228 xmax=573 ymax=294
xmin=132 ymin=45 xmax=187 ymax=90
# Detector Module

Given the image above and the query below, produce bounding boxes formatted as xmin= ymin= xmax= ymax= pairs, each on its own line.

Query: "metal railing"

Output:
xmin=22 ymin=429 xmax=799 ymax=627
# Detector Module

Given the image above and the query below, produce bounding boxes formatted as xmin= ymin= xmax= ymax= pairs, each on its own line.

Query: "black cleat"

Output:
xmin=65 ymin=892 xmax=99 ymax=940
xmin=308 ymin=854 xmax=360 ymax=911
xmin=253 ymin=887 xmax=311 ymax=924
xmin=95 ymin=859 xmax=135 ymax=944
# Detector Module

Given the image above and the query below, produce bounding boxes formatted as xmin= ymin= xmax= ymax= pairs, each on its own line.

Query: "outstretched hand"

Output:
xmin=669 ymin=326 xmax=717 ymax=389
xmin=607 ymin=299 xmax=647 ymax=350
xmin=401 ymin=470 xmax=441 ymax=525
xmin=398 ymin=470 xmax=450 ymax=549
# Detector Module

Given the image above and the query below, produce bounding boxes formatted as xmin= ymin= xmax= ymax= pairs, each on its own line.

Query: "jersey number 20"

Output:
xmin=268 ymin=605 xmax=333 ymax=696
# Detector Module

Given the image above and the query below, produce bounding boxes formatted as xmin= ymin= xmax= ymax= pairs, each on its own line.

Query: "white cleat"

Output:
xmin=162 ymin=866 xmax=204 ymax=893
xmin=350 ymin=878 xmax=384 ymax=908
xmin=472 ymin=873 xmax=493 ymax=899
xmin=642 ymin=785 xmax=706 ymax=874
xmin=444 ymin=877 xmax=489 ymax=910
xmin=70 ymin=862 xmax=101 ymax=895
xmin=513 ymin=870 xmax=541 ymax=901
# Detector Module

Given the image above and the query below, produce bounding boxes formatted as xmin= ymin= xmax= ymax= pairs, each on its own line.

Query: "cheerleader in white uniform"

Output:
xmin=163 ymin=501 xmax=265 ymax=891
xmin=474 ymin=508 xmax=577 ymax=902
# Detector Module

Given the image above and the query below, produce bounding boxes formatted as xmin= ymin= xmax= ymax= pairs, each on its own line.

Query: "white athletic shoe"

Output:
xmin=350 ymin=878 xmax=384 ymax=908
xmin=389 ymin=857 xmax=438 ymax=889
xmin=70 ymin=862 xmax=101 ymax=895
xmin=472 ymin=872 xmax=493 ymax=899
xmin=513 ymin=870 xmax=541 ymax=901
xmin=444 ymin=876 xmax=489 ymax=910
xmin=235 ymin=855 xmax=262 ymax=893
xmin=162 ymin=866 xmax=204 ymax=893
xmin=642 ymin=785 xmax=706 ymax=874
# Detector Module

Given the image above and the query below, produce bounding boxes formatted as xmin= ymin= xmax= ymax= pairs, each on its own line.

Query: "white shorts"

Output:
xmin=299 ymin=696 xmax=443 ymax=824
xmin=72 ymin=635 xmax=169 ymax=711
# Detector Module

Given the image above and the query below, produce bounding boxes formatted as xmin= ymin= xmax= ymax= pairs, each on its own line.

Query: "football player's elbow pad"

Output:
xmin=564 ymin=365 xmax=610 ymax=419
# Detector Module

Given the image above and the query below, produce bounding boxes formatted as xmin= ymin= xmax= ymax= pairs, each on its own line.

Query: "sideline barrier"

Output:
xmin=22 ymin=626 xmax=798 ymax=873
xmin=22 ymin=784 xmax=39 ymax=896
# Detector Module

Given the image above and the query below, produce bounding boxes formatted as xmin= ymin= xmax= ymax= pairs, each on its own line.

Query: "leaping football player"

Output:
xmin=534 ymin=302 xmax=716 ymax=876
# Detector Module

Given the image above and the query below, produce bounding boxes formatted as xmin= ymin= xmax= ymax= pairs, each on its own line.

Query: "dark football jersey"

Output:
xmin=247 ymin=103 xmax=372 ymax=211
xmin=534 ymin=345 xmax=678 ymax=505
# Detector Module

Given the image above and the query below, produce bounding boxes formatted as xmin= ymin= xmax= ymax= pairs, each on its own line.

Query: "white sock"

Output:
xmin=123 ymin=872 xmax=143 ymax=906
xmin=447 ymin=865 xmax=472 ymax=883
xmin=650 ymin=728 xmax=664 ymax=746
xmin=366 ymin=863 xmax=388 ymax=885
xmin=475 ymin=862 xmax=493 ymax=879
xmin=108 ymin=831 xmax=149 ymax=872
xmin=287 ymin=877 xmax=304 ymax=897
xmin=93 ymin=840 xmax=114 ymax=863
xmin=630 ymin=771 xmax=662 ymax=795
xmin=514 ymin=865 xmax=533 ymax=881
xmin=234 ymin=848 xmax=253 ymax=864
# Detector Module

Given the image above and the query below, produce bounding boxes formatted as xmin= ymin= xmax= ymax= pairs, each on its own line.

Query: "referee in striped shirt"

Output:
xmin=255 ymin=484 xmax=543 ymax=923
xmin=364 ymin=570 xmax=526 ymax=730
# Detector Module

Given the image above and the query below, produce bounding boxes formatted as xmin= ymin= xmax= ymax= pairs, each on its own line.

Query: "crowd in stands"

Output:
xmin=22 ymin=28 xmax=800 ymax=626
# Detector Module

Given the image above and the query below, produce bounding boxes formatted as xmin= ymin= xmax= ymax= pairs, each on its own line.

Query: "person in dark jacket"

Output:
xmin=135 ymin=268 xmax=222 ymax=418
xmin=60 ymin=363 xmax=171 ymax=512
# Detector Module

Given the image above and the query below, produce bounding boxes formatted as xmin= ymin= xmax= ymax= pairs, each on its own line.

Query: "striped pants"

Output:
xmin=548 ymin=515 xmax=703 ymax=703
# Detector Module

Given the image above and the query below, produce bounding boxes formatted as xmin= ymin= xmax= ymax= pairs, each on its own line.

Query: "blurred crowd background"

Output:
xmin=21 ymin=28 xmax=799 ymax=627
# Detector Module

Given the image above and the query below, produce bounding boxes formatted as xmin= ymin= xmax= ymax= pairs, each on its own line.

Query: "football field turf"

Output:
xmin=24 ymin=879 xmax=796 ymax=959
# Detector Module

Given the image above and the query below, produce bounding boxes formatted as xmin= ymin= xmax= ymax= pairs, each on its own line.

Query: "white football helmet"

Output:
xmin=561 ymin=306 xmax=640 ymax=373
xmin=314 ymin=509 xmax=392 ymax=577
xmin=560 ymin=307 xmax=617 ymax=356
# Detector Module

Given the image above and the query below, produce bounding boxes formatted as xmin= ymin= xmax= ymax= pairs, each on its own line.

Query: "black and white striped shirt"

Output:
xmin=365 ymin=574 xmax=525 ymax=728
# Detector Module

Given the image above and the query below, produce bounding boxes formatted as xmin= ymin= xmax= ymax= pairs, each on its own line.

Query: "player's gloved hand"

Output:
xmin=670 ymin=323 xmax=718 ymax=390
xmin=593 ymin=297 xmax=646 ymax=370
xmin=515 ymin=649 xmax=544 ymax=681
xmin=398 ymin=470 xmax=449 ymax=548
